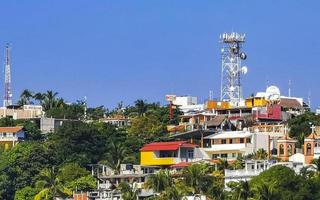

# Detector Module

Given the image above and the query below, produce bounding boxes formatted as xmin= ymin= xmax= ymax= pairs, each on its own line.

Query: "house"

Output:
xmin=100 ymin=114 xmax=130 ymax=127
xmin=202 ymin=130 xmax=269 ymax=161
xmin=0 ymin=105 xmax=43 ymax=119
xmin=140 ymin=141 xmax=206 ymax=167
xmin=0 ymin=126 xmax=25 ymax=149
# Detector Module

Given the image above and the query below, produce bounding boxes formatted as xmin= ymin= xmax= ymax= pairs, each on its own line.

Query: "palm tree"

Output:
xmin=134 ymin=99 xmax=148 ymax=116
xmin=118 ymin=182 xmax=139 ymax=200
xmin=234 ymin=181 xmax=251 ymax=200
xmin=17 ymin=89 xmax=34 ymax=105
xmin=254 ymin=149 xmax=268 ymax=160
xmin=145 ymin=169 xmax=172 ymax=193
xmin=34 ymin=167 xmax=71 ymax=200
xmin=217 ymin=159 xmax=229 ymax=171
xmin=42 ymin=90 xmax=59 ymax=110
xmin=34 ymin=92 xmax=45 ymax=104
xmin=104 ymin=141 xmax=129 ymax=174
xmin=182 ymin=163 xmax=208 ymax=195
xmin=254 ymin=182 xmax=277 ymax=200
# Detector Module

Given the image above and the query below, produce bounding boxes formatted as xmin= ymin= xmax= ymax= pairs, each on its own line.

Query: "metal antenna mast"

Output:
xmin=3 ymin=44 xmax=13 ymax=107
xmin=220 ymin=32 xmax=247 ymax=107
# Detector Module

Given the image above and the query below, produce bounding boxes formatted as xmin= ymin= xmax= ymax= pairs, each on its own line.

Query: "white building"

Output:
xmin=202 ymin=130 xmax=269 ymax=161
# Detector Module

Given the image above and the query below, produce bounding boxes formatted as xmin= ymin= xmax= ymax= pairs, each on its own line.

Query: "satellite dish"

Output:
xmin=230 ymin=86 xmax=235 ymax=92
xmin=266 ymin=85 xmax=281 ymax=101
xmin=240 ymin=52 xmax=247 ymax=60
xmin=241 ymin=66 xmax=248 ymax=74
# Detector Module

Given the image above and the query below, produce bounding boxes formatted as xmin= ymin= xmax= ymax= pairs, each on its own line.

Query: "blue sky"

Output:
xmin=0 ymin=1 xmax=319 ymax=109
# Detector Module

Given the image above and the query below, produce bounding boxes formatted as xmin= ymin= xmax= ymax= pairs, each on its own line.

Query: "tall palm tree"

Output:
xmin=234 ymin=181 xmax=251 ymax=200
xmin=104 ymin=141 xmax=129 ymax=174
xmin=17 ymin=89 xmax=34 ymax=105
xmin=217 ymin=159 xmax=229 ymax=171
xmin=182 ymin=163 xmax=208 ymax=195
xmin=254 ymin=182 xmax=277 ymax=200
xmin=118 ymin=182 xmax=139 ymax=200
xmin=34 ymin=167 xmax=71 ymax=200
xmin=254 ymin=149 xmax=268 ymax=160
xmin=145 ymin=169 xmax=172 ymax=193
xmin=34 ymin=92 xmax=45 ymax=104
xmin=134 ymin=99 xmax=148 ymax=116
xmin=42 ymin=90 xmax=59 ymax=110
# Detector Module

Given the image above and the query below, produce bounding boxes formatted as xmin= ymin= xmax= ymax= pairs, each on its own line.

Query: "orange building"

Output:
xmin=304 ymin=127 xmax=320 ymax=164
xmin=277 ymin=134 xmax=297 ymax=162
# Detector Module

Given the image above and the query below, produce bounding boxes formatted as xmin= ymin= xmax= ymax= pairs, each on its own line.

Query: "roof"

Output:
xmin=307 ymin=132 xmax=319 ymax=139
xmin=280 ymin=98 xmax=302 ymax=108
xmin=170 ymin=162 xmax=191 ymax=168
xmin=204 ymin=131 xmax=252 ymax=139
xmin=0 ymin=126 xmax=23 ymax=133
xmin=207 ymin=116 xmax=226 ymax=127
xmin=140 ymin=141 xmax=197 ymax=151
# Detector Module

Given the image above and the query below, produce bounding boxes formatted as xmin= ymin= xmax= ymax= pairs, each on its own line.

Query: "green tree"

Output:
xmin=17 ymin=89 xmax=34 ymax=105
xmin=103 ymin=141 xmax=130 ymax=174
xmin=14 ymin=186 xmax=39 ymax=200
xmin=34 ymin=167 xmax=71 ymax=200
xmin=182 ymin=163 xmax=210 ymax=195
xmin=253 ymin=149 xmax=268 ymax=160
xmin=145 ymin=169 xmax=172 ymax=193
xmin=253 ymin=182 xmax=277 ymax=200
xmin=119 ymin=182 xmax=139 ymax=200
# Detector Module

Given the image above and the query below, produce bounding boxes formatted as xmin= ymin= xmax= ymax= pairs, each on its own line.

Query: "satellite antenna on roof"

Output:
xmin=288 ymin=79 xmax=291 ymax=97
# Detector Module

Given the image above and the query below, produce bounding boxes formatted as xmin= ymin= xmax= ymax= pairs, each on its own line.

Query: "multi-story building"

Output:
xmin=140 ymin=141 xmax=207 ymax=167
xmin=202 ymin=130 xmax=269 ymax=161
xmin=0 ymin=105 xmax=43 ymax=119
xmin=0 ymin=126 xmax=25 ymax=149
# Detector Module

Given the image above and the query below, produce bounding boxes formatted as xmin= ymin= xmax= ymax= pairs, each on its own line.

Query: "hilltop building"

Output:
xmin=0 ymin=126 xmax=25 ymax=150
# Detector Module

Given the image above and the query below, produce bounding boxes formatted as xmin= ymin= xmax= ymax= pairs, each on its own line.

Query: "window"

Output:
xmin=187 ymin=150 xmax=194 ymax=159
xmin=288 ymin=144 xmax=293 ymax=156
xmin=307 ymin=143 xmax=312 ymax=155
xmin=232 ymin=153 xmax=236 ymax=158
xmin=280 ymin=144 xmax=284 ymax=155
xmin=247 ymin=138 xmax=251 ymax=143
xmin=229 ymin=139 xmax=233 ymax=144
xmin=212 ymin=154 xmax=219 ymax=159
xmin=221 ymin=139 xmax=227 ymax=144
xmin=240 ymin=138 xmax=244 ymax=143
xmin=221 ymin=154 xmax=228 ymax=158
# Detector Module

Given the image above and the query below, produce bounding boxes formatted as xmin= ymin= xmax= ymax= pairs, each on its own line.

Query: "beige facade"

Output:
xmin=0 ymin=105 xmax=43 ymax=119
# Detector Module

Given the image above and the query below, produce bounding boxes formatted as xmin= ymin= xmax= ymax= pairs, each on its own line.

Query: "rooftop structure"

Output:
xmin=0 ymin=126 xmax=25 ymax=150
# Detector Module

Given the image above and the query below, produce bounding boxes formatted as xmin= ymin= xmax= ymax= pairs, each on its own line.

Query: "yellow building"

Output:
xmin=0 ymin=126 xmax=25 ymax=150
xmin=245 ymin=97 xmax=268 ymax=108
xmin=140 ymin=141 xmax=199 ymax=166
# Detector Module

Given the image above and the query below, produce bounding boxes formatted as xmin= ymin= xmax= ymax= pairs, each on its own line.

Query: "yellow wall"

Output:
xmin=245 ymin=98 xmax=268 ymax=108
xmin=140 ymin=151 xmax=175 ymax=166
xmin=0 ymin=141 xmax=14 ymax=150
xmin=206 ymin=100 xmax=231 ymax=110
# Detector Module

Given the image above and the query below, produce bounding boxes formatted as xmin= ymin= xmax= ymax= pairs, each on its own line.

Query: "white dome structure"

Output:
xmin=266 ymin=85 xmax=281 ymax=101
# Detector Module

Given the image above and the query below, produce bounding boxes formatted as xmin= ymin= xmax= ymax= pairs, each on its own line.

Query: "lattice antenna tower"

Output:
xmin=3 ymin=44 xmax=13 ymax=107
xmin=220 ymin=32 xmax=248 ymax=106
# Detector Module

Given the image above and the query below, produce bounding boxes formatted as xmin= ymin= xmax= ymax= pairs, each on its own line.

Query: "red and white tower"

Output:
xmin=3 ymin=44 xmax=13 ymax=107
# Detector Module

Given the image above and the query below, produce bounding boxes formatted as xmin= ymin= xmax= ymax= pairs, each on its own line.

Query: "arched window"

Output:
xmin=307 ymin=143 xmax=312 ymax=155
xmin=288 ymin=144 xmax=293 ymax=156
xmin=280 ymin=144 xmax=284 ymax=155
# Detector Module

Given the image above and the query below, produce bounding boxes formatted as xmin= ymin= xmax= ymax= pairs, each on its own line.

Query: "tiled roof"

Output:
xmin=279 ymin=98 xmax=302 ymax=108
xmin=0 ymin=126 xmax=23 ymax=133
xmin=207 ymin=116 xmax=226 ymax=127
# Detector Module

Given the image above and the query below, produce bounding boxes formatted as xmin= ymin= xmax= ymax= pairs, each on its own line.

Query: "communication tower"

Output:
xmin=3 ymin=44 xmax=13 ymax=107
xmin=220 ymin=32 xmax=248 ymax=106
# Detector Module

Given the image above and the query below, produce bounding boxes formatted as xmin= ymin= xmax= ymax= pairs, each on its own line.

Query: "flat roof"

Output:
xmin=205 ymin=131 xmax=252 ymax=139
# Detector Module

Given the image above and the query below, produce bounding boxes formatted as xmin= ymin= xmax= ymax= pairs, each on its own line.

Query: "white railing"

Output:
xmin=225 ymin=169 xmax=264 ymax=178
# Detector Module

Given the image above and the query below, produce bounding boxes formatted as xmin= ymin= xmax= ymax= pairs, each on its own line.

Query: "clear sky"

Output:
xmin=0 ymin=1 xmax=319 ymax=109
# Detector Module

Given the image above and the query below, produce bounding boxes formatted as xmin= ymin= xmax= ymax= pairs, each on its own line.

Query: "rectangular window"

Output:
xmin=221 ymin=139 xmax=227 ymax=144
xmin=212 ymin=154 xmax=219 ymax=159
xmin=229 ymin=139 xmax=233 ymax=144
xmin=221 ymin=154 xmax=227 ymax=158
xmin=247 ymin=138 xmax=251 ymax=143
xmin=187 ymin=150 xmax=194 ymax=159
xmin=232 ymin=153 xmax=236 ymax=158
xmin=240 ymin=138 xmax=244 ymax=143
